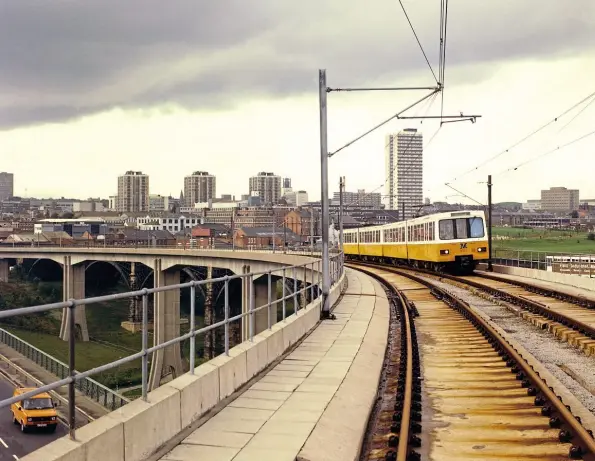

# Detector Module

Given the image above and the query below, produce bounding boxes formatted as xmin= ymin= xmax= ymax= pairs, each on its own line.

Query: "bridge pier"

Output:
xmin=148 ymin=259 xmax=183 ymax=391
xmin=60 ymin=257 xmax=90 ymax=341
xmin=0 ymin=260 xmax=8 ymax=283
xmin=204 ymin=265 xmax=215 ymax=360
xmin=253 ymin=276 xmax=278 ymax=335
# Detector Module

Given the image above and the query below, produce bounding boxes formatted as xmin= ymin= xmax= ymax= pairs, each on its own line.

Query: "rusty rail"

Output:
xmin=350 ymin=264 xmax=421 ymax=461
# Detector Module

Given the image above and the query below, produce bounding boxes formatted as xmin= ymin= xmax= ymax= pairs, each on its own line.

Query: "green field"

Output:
xmin=492 ymin=226 xmax=595 ymax=255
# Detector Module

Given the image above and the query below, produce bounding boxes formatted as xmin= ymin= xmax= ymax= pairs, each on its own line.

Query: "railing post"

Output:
xmin=224 ymin=277 xmax=230 ymax=356
xmin=249 ymin=274 xmax=255 ymax=341
xmin=318 ymin=260 xmax=322 ymax=300
xmin=141 ymin=293 xmax=149 ymax=402
xmin=282 ymin=268 xmax=286 ymax=321
xmin=67 ymin=301 xmax=76 ymax=440
xmin=310 ymin=262 xmax=314 ymax=302
xmin=189 ymin=283 xmax=196 ymax=374
xmin=267 ymin=271 xmax=272 ymax=330
xmin=293 ymin=267 xmax=298 ymax=314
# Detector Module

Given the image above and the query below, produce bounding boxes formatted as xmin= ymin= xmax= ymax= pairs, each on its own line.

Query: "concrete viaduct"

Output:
xmin=0 ymin=248 xmax=325 ymax=390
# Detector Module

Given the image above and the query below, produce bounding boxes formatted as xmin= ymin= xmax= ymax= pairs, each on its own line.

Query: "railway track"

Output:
xmin=350 ymin=262 xmax=595 ymax=461
xmin=417 ymin=268 xmax=595 ymax=357
xmin=352 ymin=259 xmax=595 ymax=357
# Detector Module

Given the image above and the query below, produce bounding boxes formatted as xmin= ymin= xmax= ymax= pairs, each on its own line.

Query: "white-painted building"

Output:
xmin=136 ymin=215 xmax=203 ymax=232
xmin=522 ymin=199 xmax=542 ymax=211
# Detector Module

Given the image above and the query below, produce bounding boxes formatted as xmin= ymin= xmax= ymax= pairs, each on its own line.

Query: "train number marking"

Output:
xmin=459 ymin=243 xmax=468 ymax=249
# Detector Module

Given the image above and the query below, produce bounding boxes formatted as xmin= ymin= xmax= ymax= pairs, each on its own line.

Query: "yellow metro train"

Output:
xmin=344 ymin=210 xmax=489 ymax=274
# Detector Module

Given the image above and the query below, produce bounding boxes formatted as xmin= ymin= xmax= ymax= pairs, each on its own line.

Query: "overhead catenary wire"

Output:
xmin=496 ymin=128 xmax=595 ymax=176
xmin=557 ymin=93 xmax=595 ymax=133
xmin=448 ymin=88 xmax=595 ymax=183
xmin=398 ymin=0 xmax=439 ymax=84
xmin=437 ymin=0 xmax=449 ymax=123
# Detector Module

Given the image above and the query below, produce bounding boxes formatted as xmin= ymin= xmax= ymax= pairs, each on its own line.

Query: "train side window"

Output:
xmin=439 ymin=220 xmax=455 ymax=240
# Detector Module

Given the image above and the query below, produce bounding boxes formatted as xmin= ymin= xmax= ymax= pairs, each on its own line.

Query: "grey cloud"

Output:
xmin=0 ymin=0 xmax=593 ymax=129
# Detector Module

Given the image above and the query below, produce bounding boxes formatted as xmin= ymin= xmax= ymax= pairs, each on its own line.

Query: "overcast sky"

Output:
xmin=1 ymin=0 xmax=594 ymax=205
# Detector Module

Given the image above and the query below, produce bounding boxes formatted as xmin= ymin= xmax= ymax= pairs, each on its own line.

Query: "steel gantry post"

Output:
xmin=319 ymin=69 xmax=331 ymax=318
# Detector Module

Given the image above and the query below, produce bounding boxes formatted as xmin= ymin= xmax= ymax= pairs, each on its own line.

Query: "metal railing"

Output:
xmin=492 ymin=248 xmax=595 ymax=275
xmin=0 ymin=251 xmax=344 ymax=439
xmin=0 ymin=328 xmax=129 ymax=411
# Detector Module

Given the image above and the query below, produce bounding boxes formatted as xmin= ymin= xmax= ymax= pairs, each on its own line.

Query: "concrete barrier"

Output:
xmin=22 ymin=272 xmax=347 ymax=461
xmin=478 ymin=263 xmax=595 ymax=291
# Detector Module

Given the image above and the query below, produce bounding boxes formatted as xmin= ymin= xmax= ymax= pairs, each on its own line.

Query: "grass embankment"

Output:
xmin=492 ymin=227 xmax=595 ymax=255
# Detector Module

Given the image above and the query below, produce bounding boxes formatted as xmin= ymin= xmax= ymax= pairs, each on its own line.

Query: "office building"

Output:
xmin=333 ymin=189 xmax=382 ymax=208
xmin=117 ymin=171 xmax=149 ymax=212
xmin=385 ymin=129 xmax=423 ymax=219
xmin=0 ymin=172 xmax=14 ymax=201
xmin=184 ymin=171 xmax=216 ymax=207
xmin=540 ymin=187 xmax=579 ymax=211
xmin=285 ymin=190 xmax=309 ymax=206
xmin=249 ymin=172 xmax=282 ymax=205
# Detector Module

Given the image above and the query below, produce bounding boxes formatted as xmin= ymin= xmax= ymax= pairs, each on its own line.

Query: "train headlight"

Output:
xmin=440 ymin=249 xmax=450 ymax=255
xmin=477 ymin=247 xmax=487 ymax=253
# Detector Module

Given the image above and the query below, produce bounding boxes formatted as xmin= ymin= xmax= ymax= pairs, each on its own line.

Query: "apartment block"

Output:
xmin=184 ymin=171 xmax=216 ymax=206
xmin=117 ymin=171 xmax=149 ymax=212
xmin=385 ymin=129 xmax=423 ymax=219
xmin=249 ymin=172 xmax=281 ymax=205
xmin=0 ymin=172 xmax=14 ymax=201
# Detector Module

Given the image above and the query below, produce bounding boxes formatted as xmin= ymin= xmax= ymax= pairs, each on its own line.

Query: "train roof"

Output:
xmin=344 ymin=210 xmax=486 ymax=233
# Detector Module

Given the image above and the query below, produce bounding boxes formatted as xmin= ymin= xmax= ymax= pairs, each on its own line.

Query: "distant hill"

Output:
xmin=495 ymin=202 xmax=522 ymax=209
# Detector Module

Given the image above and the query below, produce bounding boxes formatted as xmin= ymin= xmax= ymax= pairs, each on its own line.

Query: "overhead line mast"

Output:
xmin=318 ymin=1 xmax=481 ymax=318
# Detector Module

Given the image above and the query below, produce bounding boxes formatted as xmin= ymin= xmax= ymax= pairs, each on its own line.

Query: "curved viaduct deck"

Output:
xmin=0 ymin=247 xmax=324 ymax=275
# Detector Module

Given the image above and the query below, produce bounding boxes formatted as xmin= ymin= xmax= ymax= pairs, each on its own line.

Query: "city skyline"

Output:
xmin=0 ymin=1 xmax=594 ymax=205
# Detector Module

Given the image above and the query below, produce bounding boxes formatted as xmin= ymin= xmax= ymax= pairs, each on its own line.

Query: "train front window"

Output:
xmin=455 ymin=219 xmax=468 ymax=239
xmin=469 ymin=217 xmax=485 ymax=238
xmin=439 ymin=217 xmax=485 ymax=240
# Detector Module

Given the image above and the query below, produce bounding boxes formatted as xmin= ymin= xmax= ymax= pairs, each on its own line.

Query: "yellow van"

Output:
xmin=11 ymin=388 xmax=58 ymax=433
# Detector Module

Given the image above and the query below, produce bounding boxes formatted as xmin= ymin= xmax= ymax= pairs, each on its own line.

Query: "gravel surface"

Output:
xmin=419 ymin=275 xmax=595 ymax=414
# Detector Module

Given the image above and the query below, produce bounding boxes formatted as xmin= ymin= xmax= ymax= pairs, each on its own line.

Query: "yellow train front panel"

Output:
xmin=406 ymin=240 xmax=489 ymax=262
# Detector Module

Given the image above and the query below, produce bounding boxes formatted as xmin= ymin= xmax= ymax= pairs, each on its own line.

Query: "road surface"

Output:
xmin=0 ymin=375 xmax=66 ymax=460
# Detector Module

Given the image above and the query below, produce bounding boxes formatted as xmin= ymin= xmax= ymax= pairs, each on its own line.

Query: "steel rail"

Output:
xmin=351 ymin=264 xmax=415 ymax=461
xmin=356 ymin=262 xmax=595 ymax=459
xmin=476 ymin=271 xmax=595 ymax=309
xmin=395 ymin=286 xmax=413 ymax=461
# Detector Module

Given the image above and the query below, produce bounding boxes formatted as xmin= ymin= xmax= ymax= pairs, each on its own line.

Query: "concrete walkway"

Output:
xmin=158 ymin=269 xmax=389 ymax=461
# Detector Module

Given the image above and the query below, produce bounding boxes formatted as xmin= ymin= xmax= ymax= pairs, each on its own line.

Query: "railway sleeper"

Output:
xmin=387 ymin=267 xmax=595 ymax=460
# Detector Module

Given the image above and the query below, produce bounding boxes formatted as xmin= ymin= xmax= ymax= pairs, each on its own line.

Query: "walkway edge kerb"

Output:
xmin=297 ymin=271 xmax=390 ymax=461
xmin=19 ymin=272 xmax=347 ymax=461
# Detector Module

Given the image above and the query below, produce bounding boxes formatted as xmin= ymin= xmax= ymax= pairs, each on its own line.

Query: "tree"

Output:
xmin=571 ymin=210 xmax=579 ymax=218
xmin=587 ymin=233 xmax=595 ymax=241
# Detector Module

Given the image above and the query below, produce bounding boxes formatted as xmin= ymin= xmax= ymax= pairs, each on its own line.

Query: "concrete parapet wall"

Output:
xmin=21 ymin=272 xmax=347 ymax=461
xmin=478 ymin=263 xmax=595 ymax=291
